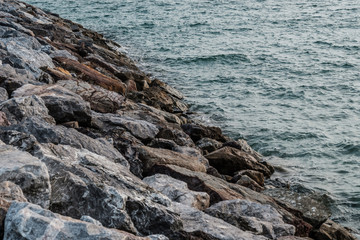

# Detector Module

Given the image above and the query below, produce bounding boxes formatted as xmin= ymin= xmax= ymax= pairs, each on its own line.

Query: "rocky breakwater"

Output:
xmin=0 ymin=0 xmax=357 ymax=239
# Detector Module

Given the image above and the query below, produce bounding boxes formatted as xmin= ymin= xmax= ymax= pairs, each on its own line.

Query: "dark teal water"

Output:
xmin=26 ymin=0 xmax=360 ymax=235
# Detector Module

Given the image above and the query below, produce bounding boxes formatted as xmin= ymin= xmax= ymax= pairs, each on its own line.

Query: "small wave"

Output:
xmin=168 ymin=53 xmax=251 ymax=65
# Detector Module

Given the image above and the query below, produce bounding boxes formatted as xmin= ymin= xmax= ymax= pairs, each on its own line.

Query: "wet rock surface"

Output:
xmin=0 ymin=0 xmax=356 ymax=239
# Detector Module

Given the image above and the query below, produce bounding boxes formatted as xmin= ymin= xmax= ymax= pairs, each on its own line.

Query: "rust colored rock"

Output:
xmin=0 ymin=111 xmax=10 ymax=126
xmin=205 ymin=146 xmax=272 ymax=177
xmin=54 ymin=57 xmax=126 ymax=94
xmin=236 ymin=175 xmax=264 ymax=192
xmin=310 ymin=219 xmax=357 ymax=240
xmin=43 ymin=67 xmax=73 ymax=81
xmin=232 ymin=170 xmax=265 ymax=186
xmin=138 ymin=146 xmax=207 ymax=174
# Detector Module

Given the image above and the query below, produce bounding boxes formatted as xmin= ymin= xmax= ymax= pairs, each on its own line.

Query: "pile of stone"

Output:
xmin=0 ymin=0 xmax=357 ymax=239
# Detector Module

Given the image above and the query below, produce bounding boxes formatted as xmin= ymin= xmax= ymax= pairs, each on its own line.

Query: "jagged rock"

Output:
xmin=171 ymin=202 xmax=268 ymax=240
xmin=57 ymin=79 xmax=125 ymax=113
xmin=0 ymin=95 xmax=55 ymax=125
xmin=310 ymin=219 xmax=357 ymax=240
xmin=138 ymin=146 xmax=207 ymax=174
xmin=150 ymin=164 xmax=313 ymax=236
xmin=0 ymin=111 xmax=10 ymax=126
xmin=148 ymin=138 xmax=209 ymax=168
xmin=205 ymin=199 xmax=296 ymax=239
xmin=3 ymin=201 xmax=167 ymax=240
xmin=235 ymin=175 xmax=264 ymax=192
xmin=0 ymin=181 xmax=27 ymax=202
xmin=205 ymin=146 xmax=272 ymax=177
xmin=0 ymin=64 xmax=38 ymax=93
xmin=196 ymin=137 xmax=223 ymax=154
xmin=143 ymin=174 xmax=210 ymax=210
xmin=128 ymin=86 xmax=188 ymax=113
xmin=6 ymin=116 xmax=127 ymax=165
xmin=0 ymin=143 xmax=50 ymax=208
xmin=0 ymin=87 xmax=8 ymax=102
xmin=54 ymin=57 xmax=126 ymax=94
xmin=150 ymin=79 xmax=184 ymax=100
xmin=0 ymin=198 xmax=11 ymax=240
xmin=264 ymin=187 xmax=332 ymax=227
xmin=13 ymin=84 xmax=92 ymax=125
xmin=0 ymin=129 xmax=38 ymax=152
xmin=0 ymin=27 xmax=54 ymax=79
xmin=80 ymin=215 xmax=103 ymax=226
xmin=181 ymin=123 xmax=229 ymax=143
xmin=33 ymin=143 xmax=182 ymax=236
xmin=93 ymin=112 xmax=159 ymax=141
xmin=223 ymin=139 xmax=263 ymax=161
xmin=232 ymin=170 xmax=265 ymax=186
xmin=156 ymin=127 xmax=195 ymax=147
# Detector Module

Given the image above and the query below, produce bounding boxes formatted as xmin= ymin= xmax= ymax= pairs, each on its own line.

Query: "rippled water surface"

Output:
xmin=26 ymin=0 xmax=360 ymax=234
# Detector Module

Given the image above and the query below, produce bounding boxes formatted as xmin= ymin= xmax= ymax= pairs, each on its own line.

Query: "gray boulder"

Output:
xmin=3 ymin=201 xmax=166 ymax=240
xmin=0 ymin=143 xmax=50 ymax=208
xmin=57 ymin=80 xmax=125 ymax=113
xmin=13 ymin=84 xmax=92 ymax=125
xmin=8 ymin=116 xmax=127 ymax=166
xmin=32 ymin=143 xmax=182 ymax=236
xmin=205 ymin=199 xmax=296 ymax=239
xmin=171 ymin=202 xmax=268 ymax=240
xmin=143 ymin=174 xmax=210 ymax=210
xmin=93 ymin=112 xmax=159 ymax=141
xmin=0 ymin=95 xmax=55 ymax=125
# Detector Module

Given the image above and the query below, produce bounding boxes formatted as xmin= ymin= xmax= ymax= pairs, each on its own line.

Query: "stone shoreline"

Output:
xmin=0 ymin=0 xmax=357 ymax=239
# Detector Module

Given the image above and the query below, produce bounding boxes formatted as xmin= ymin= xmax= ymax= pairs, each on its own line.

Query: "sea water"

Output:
xmin=26 ymin=0 xmax=360 ymax=235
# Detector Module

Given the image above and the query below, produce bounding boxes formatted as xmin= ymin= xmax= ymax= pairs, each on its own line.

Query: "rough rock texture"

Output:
xmin=4 ymin=201 xmax=167 ymax=240
xmin=205 ymin=199 xmax=296 ymax=239
xmin=0 ymin=0 xmax=354 ymax=239
xmin=0 ymin=95 xmax=55 ymax=125
xmin=138 ymin=146 xmax=207 ymax=173
xmin=310 ymin=219 xmax=357 ymax=240
xmin=0 ymin=143 xmax=50 ymax=208
xmin=13 ymin=84 xmax=92 ymax=125
xmin=57 ymin=79 xmax=125 ymax=113
xmin=171 ymin=202 xmax=268 ymax=240
xmin=205 ymin=146 xmax=272 ymax=177
xmin=143 ymin=174 xmax=210 ymax=210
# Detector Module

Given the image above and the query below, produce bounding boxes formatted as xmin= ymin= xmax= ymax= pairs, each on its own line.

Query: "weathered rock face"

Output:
xmin=138 ymin=146 xmax=207 ymax=174
xmin=0 ymin=143 xmax=50 ymax=208
xmin=150 ymin=164 xmax=313 ymax=237
xmin=3 ymin=201 xmax=167 ymax=240
xmin=0 ymin=181 xmax=27 ymax=202
xmin=181 ymin=123 xmax=229 ymax=143
xmin=0 ymin=87 xmax=8 ymax=102
xmin=13 ymin=84 xmax=92 ymax=125
xmin=57 ymin=80 xmax=125 ymax=113
xmin=205 ymin=146 xmax=272 ymax=177
xmin=205 ymin=199 xmax=296 ymax=239
xmin=310 ymin=219 xmax=357 ymax=240
xmin=223 ymin=139 xmax=263 ymax=161
xmin=32 ymin=143 xmax=182 ymax=237
xmin=264 ymin=187 xmax=332 ymax=228
xmin=196 ymin=137 xmax=223 ymax=154
xmin=143 ymin=174 xmax=210 ymax=210
xmin=171 ymin=202 xmax=268 ymax=240
xmin=235 ymin=175 xmax=264 ymax=192
xmin=93 ymin=112 xmax=159 ymax=141
xmin=0 ymin=95 xmax=55 ymax=125
xmin=7 ymin=116 xmax=127 ymax=165
xmin=0 ymin=111 xmax=10 ymax=126
xmin=232 ymin=169 xmax=265 ymax=186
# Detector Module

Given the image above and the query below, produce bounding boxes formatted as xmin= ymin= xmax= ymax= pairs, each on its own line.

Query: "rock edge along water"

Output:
xmin=0 ymin=0 xmax=357 ymax=239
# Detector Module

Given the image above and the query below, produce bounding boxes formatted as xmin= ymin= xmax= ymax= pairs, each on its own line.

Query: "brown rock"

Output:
xmin=150 ymin=164 xmax=313 ymax=237
xmin=223 ymin=139 xmax=263 ymax=161
xmin=236 ymin=175 xmax=264 ymax=192
xmin=0 ymin=181 xmax=27 ymax=202
xmin=181 ymin=123 xmax=229 ymax=143
xmin=232 ymin=170 xmax=265 ymax=186
xmin=310 ymin=219 xmax=357 ymax=240
xmin=138 ymin=146 xmax=207 ymax=174
xmin=54 ymin=57 xmax=126 ymax=94
xmin=0 ymin=111 xmax=10 ymax=126
xmin=205 ymin=147 xmax=272 ymax=177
